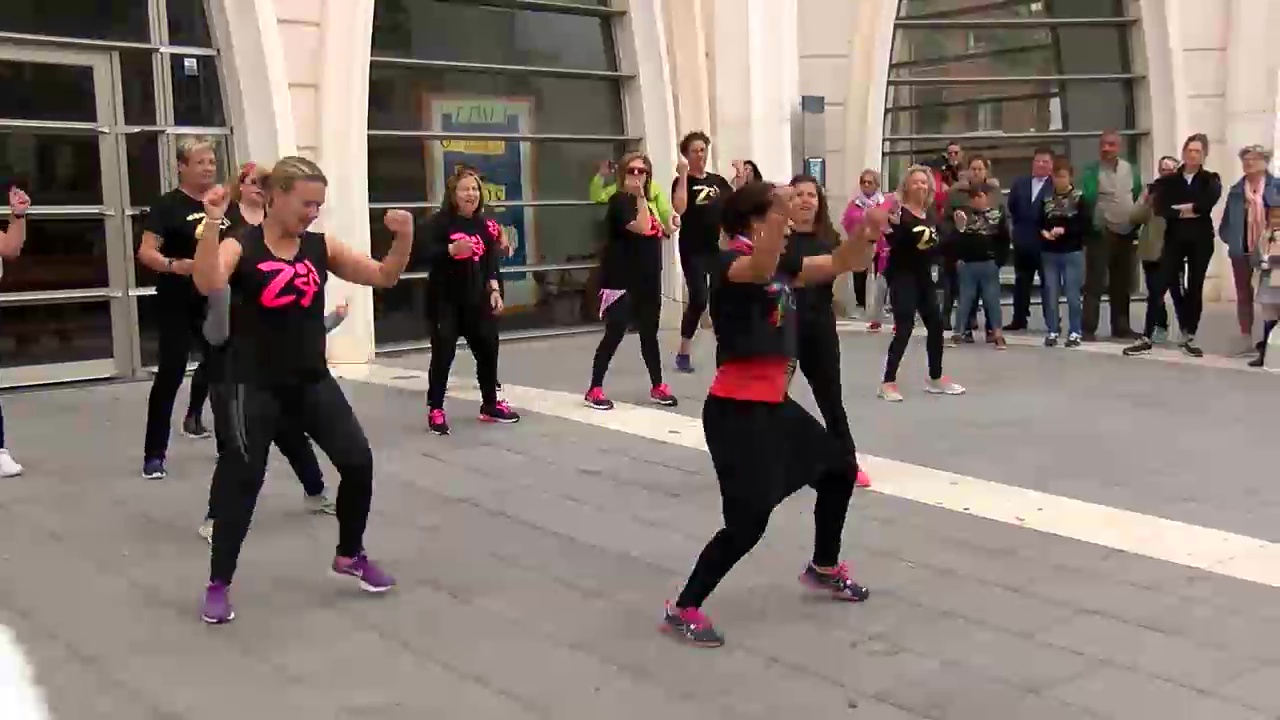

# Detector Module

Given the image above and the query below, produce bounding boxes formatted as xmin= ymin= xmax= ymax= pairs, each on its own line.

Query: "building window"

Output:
xmin=368 ymin=0 xmax=631 ymax=347
xmin=884 ymin=0 xmax=1141 ymax=189
xmin=0 ymin=0 xmax=233 ymax=383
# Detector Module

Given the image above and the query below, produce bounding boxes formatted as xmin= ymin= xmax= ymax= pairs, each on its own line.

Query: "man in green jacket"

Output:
xmin=589 ymin=159 xmax=676 ymax=233
xmin=1079 ymin=131 xmax=1145 ymax=340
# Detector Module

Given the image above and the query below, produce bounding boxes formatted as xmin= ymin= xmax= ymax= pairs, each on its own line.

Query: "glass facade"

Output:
xmin=0 ymin=0 xmax=232 ymax=386
xmin=368 ymin=0 xmax=633 ymax=348
xmin=883 ymin=0 xmax=1143 ymax=188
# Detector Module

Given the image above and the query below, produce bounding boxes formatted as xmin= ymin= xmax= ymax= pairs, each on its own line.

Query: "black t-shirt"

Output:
xmin=710 ymin=238 xmax=804 ymax=366
xmin=783 ymin=230 xmax=836 ymax=322
xmin=415 ymin=210 xmax=501 ymax=305
xmin=144 ymin=188 xmax=228 ymax=298
xmin=228 ymin=225 xmax=330 ymax=386
xmin=884 ymin=208 xmax=941 ymax=278
xmin=599 ymin=192 xmax=664 ymax=294
xmin=672 ymin=172 xmax=732 ymax=256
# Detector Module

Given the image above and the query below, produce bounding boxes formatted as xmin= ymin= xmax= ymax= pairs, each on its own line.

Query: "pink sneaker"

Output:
xmin=650 ymin=383 xmax=678 ymax=407
xmin=855 ymin=469 xmax=872 ymax=488
xmin=584 ymin=386 xmax=614 ymax=411
xmin=427 ymin=408 xmax=449 ymax=435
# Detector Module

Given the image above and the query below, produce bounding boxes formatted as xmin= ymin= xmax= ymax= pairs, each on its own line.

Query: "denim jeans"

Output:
xmin=955 ymin=260 xmax=1003 ymax=331
xmin=1042 ymin=250 xmax=1085 ymax=336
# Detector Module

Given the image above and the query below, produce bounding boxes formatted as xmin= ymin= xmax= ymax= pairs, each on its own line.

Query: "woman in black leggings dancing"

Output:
xmin=785 ymin=175 xmax=872 ymax=488
xmin=878 ymin=165 xmax=965 ymax=403
xmin=192 ymin=156 xmax=414 ymax=624
xmin=421 ymin=166 xmax=519 ymax=435
xmin=663 ymin=181 xmax=874 ymax=648
xmin=584 ymin=152 xmax=676 ymax=410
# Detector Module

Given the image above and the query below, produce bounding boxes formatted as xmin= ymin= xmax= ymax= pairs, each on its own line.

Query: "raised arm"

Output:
xmin=0 ymin=187 xmax=31 ymax=258
xmin=326 ymin=209 xmax=414 ymax=288
xmin=192 ymin=185 xmax=242 ymax=294
xmin=795 ymin=208 xmax=881 ymax=286
xmin=672 ymin=157 xmax=690 ymax=215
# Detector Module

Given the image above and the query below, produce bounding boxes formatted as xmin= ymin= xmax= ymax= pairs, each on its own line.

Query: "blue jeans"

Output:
xmin=955 ymin=260 xmax=1002 ymax=332
xmin=1042 ymin=250 xmax=1084 ymax=336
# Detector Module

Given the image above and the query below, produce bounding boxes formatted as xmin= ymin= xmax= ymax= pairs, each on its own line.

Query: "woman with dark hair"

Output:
xmin=737 ymin=160 xmax=764 ymax=186
xmin=672 ymin=131 xmax=733 ymax=373
xmin=662 ymin=181 xmax=875 ymax=648
xmin=192 ymin=156 xmax=414 ymax=623
xmin=1126 ymin=133 xmax=1223 ymax=358
xmin=419 ymin=167 xmax=519 ymax=435
xmin=585 ymin=152 xmax=676 ymax=410
xmin=878 ymin=165 xmax=964 ymax=403
xmin=787 ymin=174 xmax=871 ymax=488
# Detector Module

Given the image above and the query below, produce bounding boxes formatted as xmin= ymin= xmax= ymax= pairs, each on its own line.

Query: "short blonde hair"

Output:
xmin=614 ymin=151 xmax=653 ymax=201
xmin=897 ymin=164 xmax=935 ymax=208
xmin=176 ymin=135 xmax=216 ymax=165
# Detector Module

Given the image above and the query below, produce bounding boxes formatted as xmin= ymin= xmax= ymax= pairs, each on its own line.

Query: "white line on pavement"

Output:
xmin=0 ymin=626 xmax=51 ymax=720
xmin=333 ymin=362 xmax=1280 ymax=589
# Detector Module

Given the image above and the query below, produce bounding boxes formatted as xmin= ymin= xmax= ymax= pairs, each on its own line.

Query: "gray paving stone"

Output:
xmin=1034 ymin=612 xmax=1262 ymax=694
xmin=873 ymin=661 xmax=1099 ymax=720
xmin=1048 ymin=665 xmax=1270 ymax=720
xmin=1217 ymin=664 xmax=1280 ymax=714
xmin=880 ymin=614 xmax=1092 ymax=691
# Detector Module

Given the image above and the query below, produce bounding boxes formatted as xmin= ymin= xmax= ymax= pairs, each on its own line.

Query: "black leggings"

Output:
xmin=143 ymin=290 xmax=210 ymax=460
xmin=209 ymin=375 xmax=374 ymax=584
xmin=1143 ymin=236 xmax=1212 ymax=338
xmin=428 ymin=301 xmax=500 ymax=408
xmin=679 ymin=252 xmax=713 ymax=341
xmin=797 ymin=312 xmax=855 ymax=454
xmin=677 ymin=395 xmax=853 ymax=609
xmin=591 ymin=290 xmax=662 ymax=388
xmin=206 ymin=383 xmax=325 ymax=521
xmin=883 ymin=270 xmax=945 ymax=383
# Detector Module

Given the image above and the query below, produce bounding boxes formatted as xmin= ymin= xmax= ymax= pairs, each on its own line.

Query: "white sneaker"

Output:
xmin=198 ymin=519 xmax=214 ymax=544
xmin=925 ymin=377 xmax=966 ymax=395
xmin=0 ymin=449 xmax=24 ymax=477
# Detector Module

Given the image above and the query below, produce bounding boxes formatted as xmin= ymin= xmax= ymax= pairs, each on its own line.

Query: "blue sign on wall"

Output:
xmin=804 ymin=156 xmax=826 ymax=188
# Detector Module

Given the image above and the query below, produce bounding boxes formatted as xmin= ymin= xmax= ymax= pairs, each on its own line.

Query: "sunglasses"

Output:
xmin=626 ymin=167 xmax=648 ymax=176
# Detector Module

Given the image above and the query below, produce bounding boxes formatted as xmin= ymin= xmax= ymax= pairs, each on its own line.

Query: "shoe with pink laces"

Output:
xmin=661 ymin=601 xmax=724 ymax=647
xmin=427 ymin=407 xmax=450 ymax=435
xmin=479 ymin=400 xmax=520 ymax=424
xmin=854 ymin=468 xmax=872 ymax=488
xmin=799 ymin=562 xmax=870 ymax=602
xmin=650 ymin=383 xmax=678 ymax=407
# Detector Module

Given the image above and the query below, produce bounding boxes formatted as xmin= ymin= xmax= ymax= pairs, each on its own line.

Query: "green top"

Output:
xmin=589 ymin=174 xmax=675 ymax=228
xmin=1079 ymin=160 xmax=1144 ymax=209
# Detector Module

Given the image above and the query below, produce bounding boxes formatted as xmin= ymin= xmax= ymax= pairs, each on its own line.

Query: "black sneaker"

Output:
xmin=799 ymin=563 xmax=870 ymax=602
xmin=182 ymin=415 xmax=212 ymax=439
xmin=1123 ymin=338 xmax=1153 ymax=356
xmin=962 ymin=331 xmax=976 ymax=344
xmin=661 ymin=602 xmax=725 ymax=648
xmin=479 ymin=401 xmax=520 ymax=424
xmin=142 ymin=458 xmax=167 ymax=480
xmin=1044 ymin=333 xmax=1059 ymax=348
xmin=584 ymin=387 xmax=614 ymax=411
xmin=1248 ymin=354 xmax=1266 ymax=368
xmin=1180 ymin=339 xmax=1204 ymax=358
xmin=1064 ymin=333 xmax=1082 ymax=349
xmin=427 ymin=408 xmax=450 ymax=436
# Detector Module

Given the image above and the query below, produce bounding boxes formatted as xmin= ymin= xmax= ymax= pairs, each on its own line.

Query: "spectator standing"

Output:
xmin=1218 ymin=144 xmax=1280 ymax=354
xmin=1005 ymin=148 xmax=1055 ymax=331
xmin=1080 ymin=131 xmax=1143 ymax=340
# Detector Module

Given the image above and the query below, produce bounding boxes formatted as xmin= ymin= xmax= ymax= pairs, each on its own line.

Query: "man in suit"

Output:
xmin=1004 ymin=147 xmax=1055 ymax=330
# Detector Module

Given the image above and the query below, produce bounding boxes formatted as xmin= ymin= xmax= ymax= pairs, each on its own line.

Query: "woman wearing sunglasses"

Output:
xmin=585 ymin=152 xmax=677 ymax=410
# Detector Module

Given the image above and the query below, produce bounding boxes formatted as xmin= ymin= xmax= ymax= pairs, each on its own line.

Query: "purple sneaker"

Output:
xmin=201 ymin=581 xmax=234 ymax=624
xmin=332 ymin=553 xmax=396 ymax=593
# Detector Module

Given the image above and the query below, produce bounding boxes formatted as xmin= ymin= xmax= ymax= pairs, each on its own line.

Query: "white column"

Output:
xmin=205 ymin=0 xmax=298 ymax=169
xmin=614 ymin=0 xmax=682 ymax=328
xmin=841 ymin=0 xmax=896 ymax=175
xmin=314 ymin=0 xmax=376 ymax=364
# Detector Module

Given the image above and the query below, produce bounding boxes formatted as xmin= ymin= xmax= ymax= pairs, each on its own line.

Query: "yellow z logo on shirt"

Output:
xmin=913 ymin=225 xmax=937 ymax=250
xmin=694 ymin=185 xmax=719 ymax=205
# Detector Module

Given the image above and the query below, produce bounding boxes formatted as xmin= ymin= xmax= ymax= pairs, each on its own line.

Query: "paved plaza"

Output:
xmin=2 ymin=313 xmax=1280 ymax=719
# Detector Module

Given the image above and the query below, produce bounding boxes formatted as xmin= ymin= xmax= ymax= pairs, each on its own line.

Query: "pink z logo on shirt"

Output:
xmin=449 ymin=232 xmax=486 ymax=262
xmin=257 ymin=259 xmax=321 ymax=308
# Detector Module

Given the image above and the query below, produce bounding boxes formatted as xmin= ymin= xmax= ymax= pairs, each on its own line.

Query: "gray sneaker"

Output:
xmin=925 ymin=377 xmax=966 ymax=395
xmin=1151 ymin=327 xmax=1169 ymax=344
xmin=305 ymin=493 xmax=337 ymax=515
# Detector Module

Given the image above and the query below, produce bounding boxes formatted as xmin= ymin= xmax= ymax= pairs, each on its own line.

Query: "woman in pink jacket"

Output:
xmin=842 ymin=169 xmax=897 ymax=330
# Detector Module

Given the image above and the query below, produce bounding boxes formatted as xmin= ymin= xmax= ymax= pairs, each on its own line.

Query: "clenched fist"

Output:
xmin=8 ymin=187 xmax=31 ymax=216
xmin=202 ymin=185 xmax=229 ymax=220
xmin=384 ymin=209 xmax=414 ymax=235
xmin=675 ymin=157 xmax=689 ymax=176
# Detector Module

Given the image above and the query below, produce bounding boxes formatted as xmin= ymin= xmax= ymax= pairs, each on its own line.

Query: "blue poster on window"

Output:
xmin=428 ymin=97 xmax=534 ymax=294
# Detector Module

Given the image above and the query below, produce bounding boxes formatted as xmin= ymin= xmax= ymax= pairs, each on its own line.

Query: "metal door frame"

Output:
xmin=0 ymin=43 xmax=133 ymax=386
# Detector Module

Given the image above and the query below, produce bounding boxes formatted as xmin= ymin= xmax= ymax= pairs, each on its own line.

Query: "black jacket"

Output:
xmin=1154 ymin=166 xmax=1222 ymax=245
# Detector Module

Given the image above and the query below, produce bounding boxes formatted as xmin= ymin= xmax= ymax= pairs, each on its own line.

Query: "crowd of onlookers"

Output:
xmin=841 ymin=134 xmax=1280 ymax=367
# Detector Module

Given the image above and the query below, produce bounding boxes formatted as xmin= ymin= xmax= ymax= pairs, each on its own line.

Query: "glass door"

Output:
xmin=0 ymin=45 xmax=132 ymax=387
